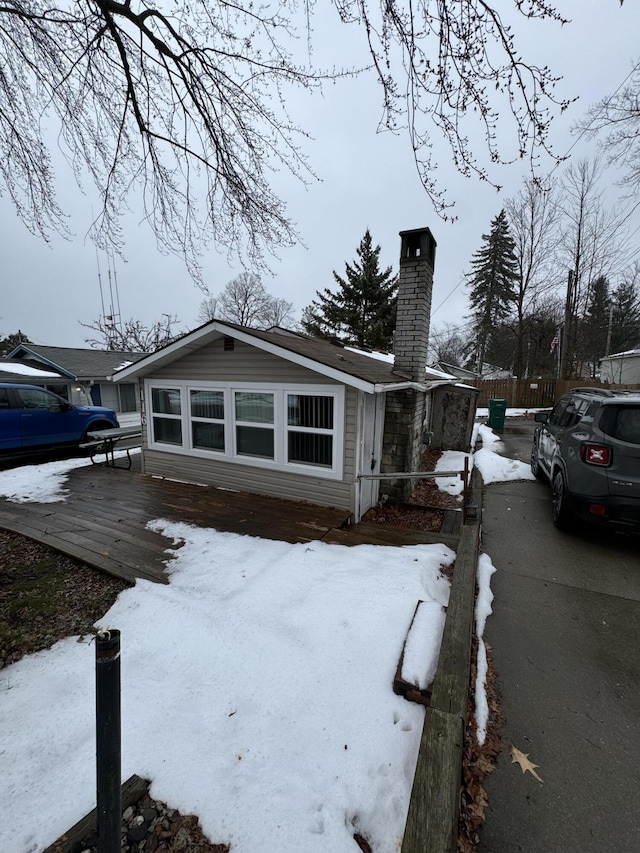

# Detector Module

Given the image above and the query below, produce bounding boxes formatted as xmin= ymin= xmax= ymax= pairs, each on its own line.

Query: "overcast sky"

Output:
xmin=2 ymin=0 xmax=640 ymax=350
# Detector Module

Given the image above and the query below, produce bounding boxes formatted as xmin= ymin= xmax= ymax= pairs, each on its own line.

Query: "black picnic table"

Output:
xmin=85 ymin=425 xmax=142 ymax=469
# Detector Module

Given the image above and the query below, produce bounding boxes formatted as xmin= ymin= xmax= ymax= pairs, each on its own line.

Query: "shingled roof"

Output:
xmin=6 ymin=344 xmax=147 ymax=381
xmin=112 ymin=320 xmax=454 ymax=390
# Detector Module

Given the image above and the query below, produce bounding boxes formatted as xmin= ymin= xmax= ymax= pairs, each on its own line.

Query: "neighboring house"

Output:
xmin=430 ymin=361 xmax=513 ymax=380
xmin=115 ymin=227 xmax=472 ymax=520
xmin=480 ymin=363 xmax=514 ymax=379
xmin=431 ymin=361 xmax=479 ymax=381
xmin=599 ymin=348 xmax=640 ymax=384
xmin=2 ymin=345 xmax=147 ymax=415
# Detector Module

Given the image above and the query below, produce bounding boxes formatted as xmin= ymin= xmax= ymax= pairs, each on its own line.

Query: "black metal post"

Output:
xmin=95 ymin=629 xmax=121 ymax=853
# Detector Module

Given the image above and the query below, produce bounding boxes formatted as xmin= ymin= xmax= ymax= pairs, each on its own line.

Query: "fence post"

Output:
xmin=96 ymin=629 xmax=121 ymax=853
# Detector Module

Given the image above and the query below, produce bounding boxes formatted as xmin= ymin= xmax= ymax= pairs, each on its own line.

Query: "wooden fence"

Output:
xmin=468 ymin=378 xmax=640 ymax=409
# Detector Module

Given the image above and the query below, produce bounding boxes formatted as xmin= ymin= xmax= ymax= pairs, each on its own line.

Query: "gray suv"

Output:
xmin=531 ymin=387 xmax=640 ymax=531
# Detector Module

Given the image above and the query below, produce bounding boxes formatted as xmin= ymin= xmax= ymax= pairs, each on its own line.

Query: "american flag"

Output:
xmin=550 ymin=335 xmax=559 ymax=354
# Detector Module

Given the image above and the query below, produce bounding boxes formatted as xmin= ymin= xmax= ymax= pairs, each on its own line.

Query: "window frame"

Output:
xmin=190 ymin=388 xmax=227 ymax=453
xmin=149 ymin=387 xmax=184 ymax=447
xmin=286 ymin=393 xmax=336 ymax=469
xmin=233 ymin=390 xmax=276 ymax=461
xmin=145 ymin=380 xmax=345 ymax=479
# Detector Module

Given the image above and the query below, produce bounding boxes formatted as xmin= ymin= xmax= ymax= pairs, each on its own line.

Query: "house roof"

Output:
xmin=0 ymin=361 xmax=65 ymax=382
xmin=5 ymin=344 xmax=147 ymax=381
xmin=600 ymin=348 xmax=640 ymax=361
xmin=113 ymin=320 xmax=456 ymax=393
xmin=431 ymin=361 xmax=479 ymax=380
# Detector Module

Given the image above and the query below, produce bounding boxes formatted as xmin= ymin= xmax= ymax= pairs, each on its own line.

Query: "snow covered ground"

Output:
xmin=0 ymin=420 xmax=527 ymax=853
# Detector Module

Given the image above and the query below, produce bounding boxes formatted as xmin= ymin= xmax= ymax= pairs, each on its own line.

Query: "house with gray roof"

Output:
xmin=2 ymin=344 xmax=147 ymax=415
xmin=114 ymin=228 xmax=476 ymax=520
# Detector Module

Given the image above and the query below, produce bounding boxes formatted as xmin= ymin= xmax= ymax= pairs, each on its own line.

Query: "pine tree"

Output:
xmin=301 ymin=230 xmax=397 ymax=350
xmin=610 ymin=277 xmax=640 ymax=354
xmin=581 ymin=276 xmax=610 ymax=375
xmin=467 ymin=210 xmax=519 ymax=373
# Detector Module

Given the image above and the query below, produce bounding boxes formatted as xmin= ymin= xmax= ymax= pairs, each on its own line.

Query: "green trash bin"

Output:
xmin=488 ymin=398 xmax=507 ymax=432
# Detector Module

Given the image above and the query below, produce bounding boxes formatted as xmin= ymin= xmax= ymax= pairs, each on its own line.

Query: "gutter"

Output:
xmin=372 ymin=379 xmax=455 ymax=393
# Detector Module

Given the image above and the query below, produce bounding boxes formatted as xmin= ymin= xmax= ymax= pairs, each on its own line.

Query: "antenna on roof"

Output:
xmin=96 ymin=247 xmax=107 ymax=321
xmin=95 ymin=248 xmax=124 ymax=350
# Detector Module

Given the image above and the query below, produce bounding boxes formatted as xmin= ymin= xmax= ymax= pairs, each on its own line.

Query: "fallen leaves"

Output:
xmin=510 ymin=745 xmax=544 ymax=783
xmin=458 ymin=638 xmax=504 ymax=853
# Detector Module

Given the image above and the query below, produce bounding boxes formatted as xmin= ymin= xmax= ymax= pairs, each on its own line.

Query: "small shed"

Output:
xmin=599 ymin=349 xmax=640 ymax=384
xmin=427 ymin=383 xmax=479 ymax=452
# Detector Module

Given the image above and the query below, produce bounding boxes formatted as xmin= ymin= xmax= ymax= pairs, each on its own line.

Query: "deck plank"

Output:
xmin=0 ymin=461 xmax=351 ymax=584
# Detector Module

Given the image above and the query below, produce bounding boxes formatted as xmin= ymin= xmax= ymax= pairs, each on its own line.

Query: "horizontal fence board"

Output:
xmin=469 ymin=379 xmax=640 ymax=409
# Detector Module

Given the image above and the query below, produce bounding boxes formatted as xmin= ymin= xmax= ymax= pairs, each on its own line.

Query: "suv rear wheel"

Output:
xmin=552 ymin=470 xmax=574 ymax=530
xmin=530 ymin=443 xmax=544 ymax=480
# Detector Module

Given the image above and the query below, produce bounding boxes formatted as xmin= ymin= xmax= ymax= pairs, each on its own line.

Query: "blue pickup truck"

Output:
xmin=0 ymin=383 xmax=119 ymax=460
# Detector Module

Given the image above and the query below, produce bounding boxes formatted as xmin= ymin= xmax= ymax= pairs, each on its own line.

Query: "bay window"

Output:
xmin=146 ymin=382 xmax=343 ymax=478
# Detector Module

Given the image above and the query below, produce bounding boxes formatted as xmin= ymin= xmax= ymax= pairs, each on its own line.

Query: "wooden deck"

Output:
xmin=0 ymin=458 xmax=461 ymax=584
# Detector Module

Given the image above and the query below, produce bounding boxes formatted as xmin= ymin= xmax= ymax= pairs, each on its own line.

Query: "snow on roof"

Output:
xmin=345 ymin=346 xmax=394 ymax=364
xmin=344 ymin=347 xmax=457 ymax=381
xmin=601 ymin=349 xmax=640 ymax=360
xmin=0 ymin=362 xmax=61 ymax=379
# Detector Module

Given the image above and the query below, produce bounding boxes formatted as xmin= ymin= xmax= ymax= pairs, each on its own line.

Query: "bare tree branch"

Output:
xmin=0 ymin=1 xmax=575 ymax=274
xmin=575 ymin=58 xmax=640 ymax=198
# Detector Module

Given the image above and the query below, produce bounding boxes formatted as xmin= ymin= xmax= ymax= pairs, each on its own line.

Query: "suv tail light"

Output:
xmin=580 ymin=443 xmax=612 ymax=466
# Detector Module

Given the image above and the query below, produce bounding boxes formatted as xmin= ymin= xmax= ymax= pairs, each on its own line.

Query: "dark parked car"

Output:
xmin=0 ymin=383 xmax=119 ymax=462
xmin=531 ymin=387 xmax=640 ymax=531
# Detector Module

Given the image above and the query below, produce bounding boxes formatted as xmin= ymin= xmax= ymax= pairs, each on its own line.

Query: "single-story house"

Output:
xmin=599 ymin=348 xmax=640 ymax=384
xmin=1 ymin=344 xmax=147 ymax=415
xmin=115 ymin=227 xmax=471 ymax=520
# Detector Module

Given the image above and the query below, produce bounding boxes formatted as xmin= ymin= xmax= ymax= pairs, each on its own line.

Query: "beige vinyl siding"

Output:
xmin=142 ymin=449 xmax=354 ymax=511
xmin=153 ymin=338 xmax=339 ymax=384
xmin=139 ymin=347 xmax=361 ymax=512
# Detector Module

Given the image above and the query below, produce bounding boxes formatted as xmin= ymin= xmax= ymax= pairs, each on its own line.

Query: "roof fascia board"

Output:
xmin=5 ymin=345 xmax=77 ymax=380
xmin=114 ymin=322 xmax=378 ymax=393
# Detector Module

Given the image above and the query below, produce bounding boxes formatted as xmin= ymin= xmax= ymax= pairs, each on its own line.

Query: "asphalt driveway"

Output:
xmin=478 ymin=420 xmax=640 ymax=853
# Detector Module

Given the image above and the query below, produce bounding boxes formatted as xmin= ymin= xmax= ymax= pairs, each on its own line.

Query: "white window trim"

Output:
xmin=233 ymin=389 xmax=276 ymax=461
xmin=189 ymin=388 xmax=226 ymax=453
xmin=145 ymin=380 xmax=345 ymax=480
xmin=148 ymin=388 xmax=183 ymax=447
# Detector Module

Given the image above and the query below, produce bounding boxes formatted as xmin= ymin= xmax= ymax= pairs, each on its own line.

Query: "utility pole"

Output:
xmin=605 ymin=302 xmax=614 ymax=356
xmin=560 ymin=269 xmax=574 ymax=379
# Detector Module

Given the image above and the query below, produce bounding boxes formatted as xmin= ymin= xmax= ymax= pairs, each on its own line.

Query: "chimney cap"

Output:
xmin=399 ymin=227 xmax=436 ymax=264
xmin=399 ymin=226 xmax=437 ymax=245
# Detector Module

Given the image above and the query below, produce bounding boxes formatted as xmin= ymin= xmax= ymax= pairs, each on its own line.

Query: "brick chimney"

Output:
xmin=393 ymin=227 xmax=437 ymax=378
xmin=380 ymin=227 xmax=437 ymax=499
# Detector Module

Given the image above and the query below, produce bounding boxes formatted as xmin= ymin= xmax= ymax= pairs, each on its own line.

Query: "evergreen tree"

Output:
xmin=467 ymin=210 xmax=519 ymax=372
xmin=0 ymin=330 xmax=31 ymax=355
xmin=301 ymin=230 xmax=397 ymax=351
xmin=581 ymin=276 xmax=610 ymax=375
xmin=610 ymin=276 xmax=640 ymax=354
